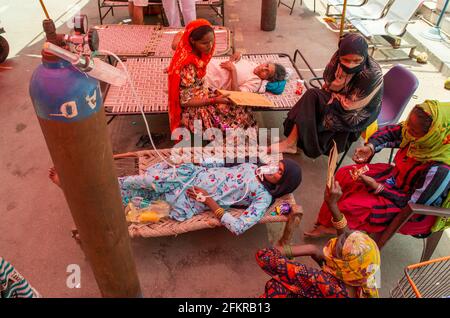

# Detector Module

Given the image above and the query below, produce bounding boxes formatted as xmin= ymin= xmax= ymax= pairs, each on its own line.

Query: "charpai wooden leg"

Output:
xmin=278 ymin=204 xmax=303 ymax=246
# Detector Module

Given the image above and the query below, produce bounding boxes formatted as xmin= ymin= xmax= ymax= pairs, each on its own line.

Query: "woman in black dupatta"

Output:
xmin=272 ymin=34 xmax=383 ymax=158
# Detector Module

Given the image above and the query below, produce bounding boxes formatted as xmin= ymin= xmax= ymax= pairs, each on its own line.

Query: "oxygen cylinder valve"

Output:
xmin=42 ymin=19 xmax=65 ymax=47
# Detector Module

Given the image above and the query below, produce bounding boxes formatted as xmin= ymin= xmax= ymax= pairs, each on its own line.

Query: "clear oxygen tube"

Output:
xmin=43 ymin=42 xmax=127 ymax=87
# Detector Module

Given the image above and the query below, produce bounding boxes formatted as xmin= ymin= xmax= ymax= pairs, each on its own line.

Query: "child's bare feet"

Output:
xmin=48 ymin=167 xmax=61 ymax=188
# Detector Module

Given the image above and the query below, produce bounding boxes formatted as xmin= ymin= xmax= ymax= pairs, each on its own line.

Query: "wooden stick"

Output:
xmin=38 ymin=0 xmax=51 ymax=20
xmin=339 ymin=0 xmax=348 ymax=38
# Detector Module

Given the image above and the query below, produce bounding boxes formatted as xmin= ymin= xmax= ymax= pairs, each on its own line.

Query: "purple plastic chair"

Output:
xmin=376 ymin=64 xmax=419 ymax=163
xmin=378 ymin=64 xmax=419 ymax=127
xmin=336 ymin=64 xmax=419 ymax=168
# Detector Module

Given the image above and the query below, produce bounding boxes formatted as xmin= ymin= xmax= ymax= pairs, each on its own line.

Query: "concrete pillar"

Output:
xmin=261 ymin=0 xmax=277 ymax=31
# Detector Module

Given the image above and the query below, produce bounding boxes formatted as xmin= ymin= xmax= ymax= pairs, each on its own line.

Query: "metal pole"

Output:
xmin=436 ymin=0 xmax=450 ymax=27
xmin=339 ymin=0 xmax=348 ymax=38
xmin=422 ymin=0 xmax=450 ymax=41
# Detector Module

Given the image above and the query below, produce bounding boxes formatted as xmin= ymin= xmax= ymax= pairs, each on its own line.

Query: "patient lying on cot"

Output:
xmin=171 ymin=32 xmax=287 ymax=94
xmin=204 ymin=52 xmax=287 ymax=94
xmin=48 ymin=158 xmax=301 ymax=235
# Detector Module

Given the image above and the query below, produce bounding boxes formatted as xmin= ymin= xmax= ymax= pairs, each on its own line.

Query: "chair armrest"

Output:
xmin=385 ymin=20 xmax=416 ymax=37
xmin=309 ymin=77 xmax=324 ymax=89
xmin=408 ymin=203 xmax=450 ymax=217
xmin=376 ymin=203 xmax=450 ymax=249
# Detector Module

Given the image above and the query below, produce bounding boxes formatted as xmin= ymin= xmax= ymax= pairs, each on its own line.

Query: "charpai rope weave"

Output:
xmin=104 ymin=54 xmax=303 ymax=115
xmin=86 ymin=25 xmax=231 ymax=57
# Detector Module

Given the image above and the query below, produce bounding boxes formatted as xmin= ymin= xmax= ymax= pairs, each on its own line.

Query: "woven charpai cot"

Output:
xmin=113 ymin=148 xmax=300 ymax=238
xmin=89 ymin=25 xmax=231 ymax=57
xmin=90 ymin=24 xmax=159 ymax=57
xmin=104 ymin=54 xmax=303 ymax=115
xmin=152 ymin=27 xmax=230 ymax=56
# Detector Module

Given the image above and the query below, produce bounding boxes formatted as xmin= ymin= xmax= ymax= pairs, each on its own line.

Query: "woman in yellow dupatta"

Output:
xmin=306 ymin=100 xmax=450 ymax=238
xmin=256 ymin=178 xmax=380 ymax=298
xmin=402 ymin=100 xmax=450 ymax=232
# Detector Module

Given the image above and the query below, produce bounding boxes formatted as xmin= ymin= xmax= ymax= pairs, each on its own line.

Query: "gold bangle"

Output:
xmin=214 ymin=208 xmax=225 ymax=219
xmin=331 ymin=215 xmax=347 ymax=230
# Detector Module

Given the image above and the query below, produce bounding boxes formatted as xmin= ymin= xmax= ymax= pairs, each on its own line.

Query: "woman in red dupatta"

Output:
xmin=167 ymin=19 xmax=257 ymax=135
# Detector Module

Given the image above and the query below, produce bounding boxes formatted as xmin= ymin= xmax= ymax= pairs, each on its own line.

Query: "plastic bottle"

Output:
xmin=295 ymin=79 xmax=305 ymax=95
xmin=138 ymin=211 xmax=163 ymax=223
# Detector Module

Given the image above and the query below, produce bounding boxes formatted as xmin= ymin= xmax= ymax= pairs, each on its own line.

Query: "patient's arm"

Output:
xmin=220 ymin=61 xmax=238 ymax=91
xmin=229 ymin=51 xmax=242 ymax=62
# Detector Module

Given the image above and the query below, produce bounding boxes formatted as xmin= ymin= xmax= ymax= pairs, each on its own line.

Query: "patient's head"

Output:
xmin=261 ymin=159 xmax=302 ymax=199
xmin=253 ymin=63 xmax=286 ymax=82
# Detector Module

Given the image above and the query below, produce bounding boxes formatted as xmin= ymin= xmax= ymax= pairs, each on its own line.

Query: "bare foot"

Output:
xmin=48 ymin=167 xmax=61 ymax=188
xmin=304 ymin=225 xmax=337 ymax=239
xmin=270 ymin=140 xmax=298 ymax=154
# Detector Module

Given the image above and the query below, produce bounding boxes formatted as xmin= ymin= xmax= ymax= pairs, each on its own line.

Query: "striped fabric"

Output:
xmin=0 ymin=258 xmax=39 ymax=298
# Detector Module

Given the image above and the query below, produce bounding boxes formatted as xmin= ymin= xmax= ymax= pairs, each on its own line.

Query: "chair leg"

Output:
xmin=98 ymin=0 xmax=103 ymax=25
xmin=388 ymin=148 xmax=394 ymax=164
xmin=222 ymin=1 xmax=225 ymax=26
xmin=336 ymin=147 xmax=350 ymax=170
xmin=420 ymin=231 xmax=444 ymax=262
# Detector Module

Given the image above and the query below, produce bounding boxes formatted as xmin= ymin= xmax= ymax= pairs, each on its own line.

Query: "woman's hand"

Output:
xmin=358 ymin=174 xmax=379 ymax=191
xmin=352 ymin=144 xmax=374 ymax=164
xmin=214 ymin=92 xmax=232 ymax=105
xmin=220 ymin=61 xmax=236 ymax=72
xmin=311 ymin=249 xmax=325 ymax=266
xmin=186 ymin=186 xmax=210 ymax=203
xmin=324 ymin=178 xmax=343 ymax=208
xmin=229 ymin=51 xmax=242 ymax=63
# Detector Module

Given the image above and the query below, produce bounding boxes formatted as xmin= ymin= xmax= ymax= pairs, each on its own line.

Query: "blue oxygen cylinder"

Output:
xmin=28 ymin=50 xmax=142 ymax=297
xmin=29 ymin=52 xmax=101 ymax=122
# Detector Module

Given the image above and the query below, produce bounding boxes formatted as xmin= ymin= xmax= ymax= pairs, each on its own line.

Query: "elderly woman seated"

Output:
xmin=305 ymin=100 xmax=450 ymax=238
xmin=272 ymin=33 xmax=383 ymax=156
xmin=49 ymin=158 xmax=302 ymax=236
xmin=256 ymin=179 xmax=381 ymax=298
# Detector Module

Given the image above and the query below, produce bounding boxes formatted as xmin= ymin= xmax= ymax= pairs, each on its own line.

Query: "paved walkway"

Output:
xmin=0 ymin=0 xmax=448 ymax=297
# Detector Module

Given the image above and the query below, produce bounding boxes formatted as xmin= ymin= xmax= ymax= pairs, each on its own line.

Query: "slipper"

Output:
xmin=142 ymin=133 xmax=165 ymax=147
xmin=136 ymin=134 xmax=149 ymax=147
